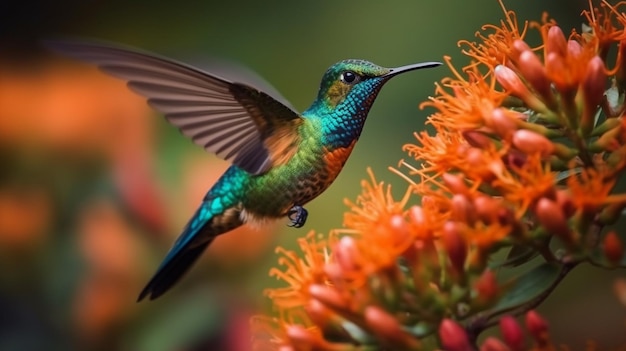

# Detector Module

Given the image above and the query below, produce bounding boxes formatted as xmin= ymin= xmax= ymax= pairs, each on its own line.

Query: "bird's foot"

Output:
xmin=287 ymin=205 xmax=308 ymax=228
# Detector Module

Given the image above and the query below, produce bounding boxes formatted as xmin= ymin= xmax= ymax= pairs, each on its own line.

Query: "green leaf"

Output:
xmin=489 ymin=262 xmax=561 ymax=314
xmin=489 ymin=245 xmax=539 ymax=269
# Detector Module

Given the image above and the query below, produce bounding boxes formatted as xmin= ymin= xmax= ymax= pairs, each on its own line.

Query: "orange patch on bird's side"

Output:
xmin=265 ymin=119 xmax=303 ymax=167
xmin=322 ymin=140 xmax=357 ymax=180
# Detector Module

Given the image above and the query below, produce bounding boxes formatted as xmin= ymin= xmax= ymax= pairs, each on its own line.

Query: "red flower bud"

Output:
xmin=305 ymin=299 xmax=335 ymax=329
xmin=494 ymin=65 xmax=532 ymax=100
xmin=365 ymin=306 xmax=420 ymax=349
xmin=443 ymin=173 xmax=470 ymax=196
xmin=309 ymin=285 xmax=346 ymax=312
xmin=499 ymin=316 xmax=524 ymax=351
xmin=512 ymin=40 xmax=531 ymax=57
xmin=603 ymin=231 xmax=624 ymax=265
xmin=580 ymin=56 xmax=607 ymax=138
xmin=546 ymin=26 xmax=567 ymax=58
xmin=525 ymin=310 xmax=549 ymax=345
xmin=409 ymin=205 xmax=426 ymax=227
xmin=390 ymin=214 xmax=411 ymax=247
xmin=334 ymin=236 xmax=360 ymax=272
xmin=555 ymin=190 xmax=575 ymax=218
xmin=512 ymin=129 xmax=555 ymax=157
xmin=286 ymin=325 xmax=324 ymax=349
xmin=442 ymin=221 xmax=467 ymax=273
xmin=535 ymin=197 xmax=574 ymax=244
xmin=474 ymin=269 xmax=498 ymax=303
xmin=567 ymin=40 xmax=582 ymax=59
xmin=516 ymin=50 xmax=554 ymax=110
xmin=491 ymin=108 xmax=518 ymax=140
xmin=439 ymin=319 xmax=472 ymax=351
xmin=546 ymin=52 xmax=576 ymax=98
xmin=463 ymin=130 xmax=493 ymax=149
xmin=481 ymin=337 xmax=511 ymax=351
xmin=474 ymin=195 xmax=502 ymax=224
xmin=451 ymin=194 xmax=477 ymax=225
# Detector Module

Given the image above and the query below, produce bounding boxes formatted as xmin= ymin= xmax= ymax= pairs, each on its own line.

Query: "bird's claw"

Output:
xmin=287 ymin=205 xmax=308 ymax=228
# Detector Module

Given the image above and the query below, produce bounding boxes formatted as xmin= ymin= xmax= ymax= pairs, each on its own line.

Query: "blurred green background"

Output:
xmin=0 ymin=0 xmax=624 ymax=350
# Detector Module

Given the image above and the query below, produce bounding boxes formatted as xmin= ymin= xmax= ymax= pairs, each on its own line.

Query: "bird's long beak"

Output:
xmin=382 ymin=61 xmax=442 ymax=78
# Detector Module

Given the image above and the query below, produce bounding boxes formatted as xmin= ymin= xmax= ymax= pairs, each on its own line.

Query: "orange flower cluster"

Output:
xmin=255 ymin=1 xmax=626 ymax=350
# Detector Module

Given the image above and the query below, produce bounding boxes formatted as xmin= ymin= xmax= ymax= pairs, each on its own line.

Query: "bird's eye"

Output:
xmin=340 ymin=71 xmax=360 ymax=85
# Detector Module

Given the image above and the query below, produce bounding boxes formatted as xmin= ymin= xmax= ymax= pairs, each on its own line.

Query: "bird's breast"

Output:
xmin=242 ymin=139 xmax=356 ymax=218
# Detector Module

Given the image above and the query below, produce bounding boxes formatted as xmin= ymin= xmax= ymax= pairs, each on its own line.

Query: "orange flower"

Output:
xmin=567 ymin=165 xmax=626 ymax=214
xmin=420 ymin=59 xmax=508 ymax=132
xmin=342 ymin=168 xmax=410 ymax=235
xmin=581 ymin=0 xmax=626 ymax=69
xmin=459 ymin=0 xmax=529 ymax=70
xmin=492 ymin=153 xmax=556 ymax=218
xmin=265 ymin=231 xmax=332 ymax=317
xmin=403 ymin=127 xmax=467 ymax=179
xmin=340 ymin=169 xmax=417 ymax=270
xmin=257 ymin=2 xmax=626 ymax=350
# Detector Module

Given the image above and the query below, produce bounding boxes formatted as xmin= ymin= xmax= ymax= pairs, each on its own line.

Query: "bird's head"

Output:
xmin=304 ymin=59 xmax=441 ymax=145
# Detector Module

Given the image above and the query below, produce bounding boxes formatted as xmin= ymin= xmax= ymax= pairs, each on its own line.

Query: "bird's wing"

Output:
xmin=46 ymin=40 xmax=303 ymax=175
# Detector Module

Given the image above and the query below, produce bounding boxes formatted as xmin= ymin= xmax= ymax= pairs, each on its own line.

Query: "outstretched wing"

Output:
xmin=46 ymin=40 xmax=302 ymax=175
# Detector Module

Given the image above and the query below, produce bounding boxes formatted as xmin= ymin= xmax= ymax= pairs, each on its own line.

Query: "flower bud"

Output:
xmin=443 ymin=173 xmax=470 ymax=196
xmin=546 ymin=26 xmax=567 ymax=58
xmin=286 ymin=325 xmax=325 ymax=349
xmin=580 ymin=56 xmax=607 ymax=139
xmin=305 ymin=299 xmax=335 ymax=330
xmin=334 ymin=236 xmax=360 ymax=272
xmin=603 ymin=231 xmax=624 ymax=265
xmin=545 ymin=52 xmax=577 ymax=99
xmin=463 ymin=130 xmax=493 ymax=149
xmin=474 ymin=269 xmax=498 ymax=303
xmin=535 ymin=197 xmax=574 ymax=244
xmin=474 ymin=195 xmax=502 ymax=224
xmin=309 ymin=285 xmax=346 ymax=312
xmin=516 ymin=50 xmax=555 ymax=110
xmin=512 ymin=129 xmax=555 ymax=157
xmin=491 ymin=108 xmax=518 ymax=140
xmin=525 ymin=310 xmax=549 ymax=345
xmin=389 ymin=214 xmax=411 ymax=247
xmin=451 ymin=194 xmax=477 ymax=225
xmin=481 ymin=337 xmax=511 ymax=351
xmin=494 ymin=65 xmax=532 ymax=101
xmin=409 ymin=205 xmax=425 ymax=226
xmin=499 ymin=316 xmax=524 ymax=351
xmin=555 ymin=190 xmax=575 ymax=218
xmin=442 ymin=221 xmax=467 ymax=273
xmin=567 ymin=39 xmax=582 ymax=58
xmin=512 ymin=40 xmax=531 ymax=59
xmin=365 ymin=306 xmax=420 ymax=349
xmin=439 ymin=319 xmax=472 ymax=351
xmin=323 ymin=262 xmax=343 ymax=282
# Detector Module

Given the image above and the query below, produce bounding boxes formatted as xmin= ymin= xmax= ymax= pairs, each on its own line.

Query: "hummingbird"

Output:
xmin=47 ymin=41 xmax=441 ymax=301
